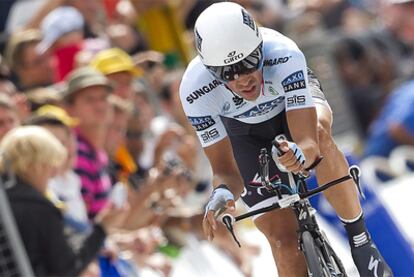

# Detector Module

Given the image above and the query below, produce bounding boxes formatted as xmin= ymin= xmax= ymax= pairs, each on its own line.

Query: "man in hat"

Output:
xmin=91 ymin=48 xmax=143 ymax=100
xmin=63 ymin=66 xmax=113 ymax=219
xmin=4 ymin=29 xmax=55 ymax=90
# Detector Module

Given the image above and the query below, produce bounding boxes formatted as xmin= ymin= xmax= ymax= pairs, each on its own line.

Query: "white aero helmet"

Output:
xmin=194 ymin=2 xmax=263 ymax=82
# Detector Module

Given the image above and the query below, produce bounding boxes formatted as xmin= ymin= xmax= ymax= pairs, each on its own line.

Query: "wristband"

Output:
xmin=214 ymin=184 xmax=231 ymax=192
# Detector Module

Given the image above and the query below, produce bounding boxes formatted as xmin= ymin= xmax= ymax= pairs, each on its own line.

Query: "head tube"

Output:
xmin=206 ymin=43 xmax=263 ymax=83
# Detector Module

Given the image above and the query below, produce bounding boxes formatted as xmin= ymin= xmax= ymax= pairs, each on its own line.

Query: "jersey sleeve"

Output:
xmin=179 ymin=73 xmax=228 ymax=148
xmin=277 ymin=48 xmax=315 ymax=111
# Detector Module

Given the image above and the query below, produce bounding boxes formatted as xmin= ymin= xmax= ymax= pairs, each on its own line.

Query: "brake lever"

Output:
xmin=222 ymin=214 xmax=241 ymax=248
xmin=349 ymin=165 xmax=365 ymax=199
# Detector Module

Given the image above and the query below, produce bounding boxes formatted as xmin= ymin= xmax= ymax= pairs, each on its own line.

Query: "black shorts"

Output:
xmin=308 ymin=67 xmax=327 ymax=102
xmin=221 ymin=69 xmax=327 ymax=210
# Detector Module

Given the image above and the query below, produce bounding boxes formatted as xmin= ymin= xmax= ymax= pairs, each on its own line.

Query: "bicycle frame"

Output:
xmin=231 ymin=164 xmax=355 ymax=222
xmin=222 ymin=146 xmax=361 ymax=276
xmin=222 ymin=144 xmax=363 ymax=246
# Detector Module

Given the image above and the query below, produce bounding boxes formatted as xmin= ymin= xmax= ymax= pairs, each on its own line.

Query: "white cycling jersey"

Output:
xmin=180 ymin=27 xmax=315 ymax=147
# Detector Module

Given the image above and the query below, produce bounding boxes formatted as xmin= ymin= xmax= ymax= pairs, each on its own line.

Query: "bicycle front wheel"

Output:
xmin=301 ymin=231 xmax=326 ymax=277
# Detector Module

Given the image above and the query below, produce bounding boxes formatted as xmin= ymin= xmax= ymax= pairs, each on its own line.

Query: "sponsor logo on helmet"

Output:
xmin=186 ymin=79 xmax=222 ymax=104
xmin=263 ymin=56 xmax=290 ymax=66
xmin=224 ymin=51 xmax=244 ymax=64
xmin=195 ymin=29 xmax=203 ymax=53
xmin=234 ymin=96 xmax=284 ymax=118
xmin=187 ymin=115 xmax=216 ymax=131
xmin=241 ymin=9 xmax=255 ymax=31
xmin=282 ymin=70 xmax=306 ymax=93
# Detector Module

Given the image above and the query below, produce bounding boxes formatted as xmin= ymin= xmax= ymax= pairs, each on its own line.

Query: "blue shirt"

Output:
xmin=364 ymin=80 xmax=414 ymax=157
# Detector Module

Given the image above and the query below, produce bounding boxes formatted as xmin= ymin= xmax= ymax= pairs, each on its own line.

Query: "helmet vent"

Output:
xmin=195 ymin=29 xmax=203 ymax=52
xmin=241 ymin=9 xmax=255 ymax=31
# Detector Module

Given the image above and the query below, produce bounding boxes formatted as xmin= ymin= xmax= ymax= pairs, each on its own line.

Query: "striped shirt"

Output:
xmin=74 ymin=130 xmax=112 ymax=219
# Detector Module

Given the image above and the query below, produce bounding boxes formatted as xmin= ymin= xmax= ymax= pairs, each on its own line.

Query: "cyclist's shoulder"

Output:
xmin=180 ymin=56 xmax=206 ymax=86
xmin=260 ymin=28 xmax=305 ymax=76
xmin=260 ymin=27 xmax=302 ymax=56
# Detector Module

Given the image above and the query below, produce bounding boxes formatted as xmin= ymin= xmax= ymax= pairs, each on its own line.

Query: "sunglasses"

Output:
xmin=205 ymin=43 xmax=263 ymax=83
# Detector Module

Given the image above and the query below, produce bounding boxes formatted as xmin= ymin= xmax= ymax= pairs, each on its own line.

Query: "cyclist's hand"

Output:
xmin=272 ymin=140 xmax=306 ymax=174
xmin=203 ymin=185 xmax=235 ymax=242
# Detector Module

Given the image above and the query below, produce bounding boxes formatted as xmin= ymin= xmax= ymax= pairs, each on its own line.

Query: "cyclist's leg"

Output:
xmin=254 ymin=207 xmax=307 ymax=277
xmin=308 ymin=68 xmax=392 ymax=276
xmin=220 ymin=116 xmax=307 ymax=276
xmin=306 ymin=68 xmax=361 ymax=218
xmin=313 ymin=101 xmax=361 ymax=219
xmin=314 ymin=98 xmax=392 ymax=277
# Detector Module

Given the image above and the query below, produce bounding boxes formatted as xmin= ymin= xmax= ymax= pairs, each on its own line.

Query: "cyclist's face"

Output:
xmin=226 ymin=70 xmax=263 ymax=101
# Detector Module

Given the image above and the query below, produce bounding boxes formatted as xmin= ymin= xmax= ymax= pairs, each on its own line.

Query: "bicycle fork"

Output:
xmin=295 ymin=201 xmax=341 ymax=277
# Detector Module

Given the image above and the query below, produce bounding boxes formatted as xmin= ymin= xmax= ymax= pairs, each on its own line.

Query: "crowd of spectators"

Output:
xmin=0 ymin=0 xmax=414 ymax=276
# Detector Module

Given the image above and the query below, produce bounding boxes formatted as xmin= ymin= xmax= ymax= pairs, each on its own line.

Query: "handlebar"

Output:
xmin=221 ymin=214 xmax=241 ymax=247
xmin=222 ymin=144 xmax=362 ymax=247
xmin=222 ymin=172 xmax=354 ymax=247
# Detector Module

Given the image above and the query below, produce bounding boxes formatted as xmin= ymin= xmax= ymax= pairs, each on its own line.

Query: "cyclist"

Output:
xmin=179 ymin=2 xmax=392 ymax=276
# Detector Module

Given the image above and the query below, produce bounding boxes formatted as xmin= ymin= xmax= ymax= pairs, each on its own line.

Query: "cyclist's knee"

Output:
xmin=317 ymin=122 xmax=334 ymax=151
xmin=266 ymin=233 xmax=299 ymax=252
xmin=254 ymin=210 xmax=299 ymax=250
xmin=315 ymin=101 xmax=333 ymax=134
xmin=316 ymin=107 xmax=336 ymax=155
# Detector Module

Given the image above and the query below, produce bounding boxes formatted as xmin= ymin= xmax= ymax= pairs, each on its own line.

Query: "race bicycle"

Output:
xmin=222 ymin=140 xmax=363 ymax=277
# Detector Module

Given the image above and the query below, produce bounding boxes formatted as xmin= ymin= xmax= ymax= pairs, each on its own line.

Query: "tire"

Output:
xmin=301 ymin=231 xmax=325 ymax=277
xmin=324 ymin=241 xmax=347 ymax=276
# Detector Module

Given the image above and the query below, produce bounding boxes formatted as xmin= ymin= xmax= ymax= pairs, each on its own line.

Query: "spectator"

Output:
xmin=0 ymin=93 xmax=19 ymax=141
xmin=91 ymin=47 xmax=143 ymax=100
xmin=38 ymin=6 xmax=86 ymax=81
xmin=4 ymin=29 xmax=55 ymax=91
xmin=25 ymin=86 xmax=62 ymax=112
xmin=106 ymin=22 xmax=147 ymax=54
xmin=63 ymin=66 xmax=113 ymax=219
xmin=333 ymin=37 xmax=394 ymax=134
xmin=1 ymin=125 xmax=128 ymax=276
xmin=24 ymin=105 xmax=89 ymax=230
xmin=134 ymin=50 xmax=167 ymax=95
xmin=358 ymin=0 xmax=414 ymax=80
xmin=69 ymin=0 xmax=107 ymax=38
xmin=126 ymin=109 xmax=148 ymax=183
xmin=0 ymin=79 xmax=31 ymax=121
xmin=364 ymin=78 xmax=414 ymax=157
xmin=130 ymin=0 xmax=192 ymax=67
xmin=105 ymin=95 xmax=134 ymax=184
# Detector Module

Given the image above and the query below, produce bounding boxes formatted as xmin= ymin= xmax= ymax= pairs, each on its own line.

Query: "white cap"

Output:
xmin=37 ymin=6 xmax=84 ymax=54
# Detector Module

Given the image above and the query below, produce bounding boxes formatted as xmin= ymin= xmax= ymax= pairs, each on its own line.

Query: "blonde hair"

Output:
xmin=0 ymin=126 xmax=67 ymax=177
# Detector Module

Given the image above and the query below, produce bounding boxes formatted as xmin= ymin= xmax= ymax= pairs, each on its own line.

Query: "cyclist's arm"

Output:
xmin=276 ymin=44 xmax=320 ymax=167
xmin=286 ymin=107 xmax=320 ymax=168
xmin=179 ymin=60 xmax=244 ymax=195
xmin=204 ymin=137 xmax=245 ymax=198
